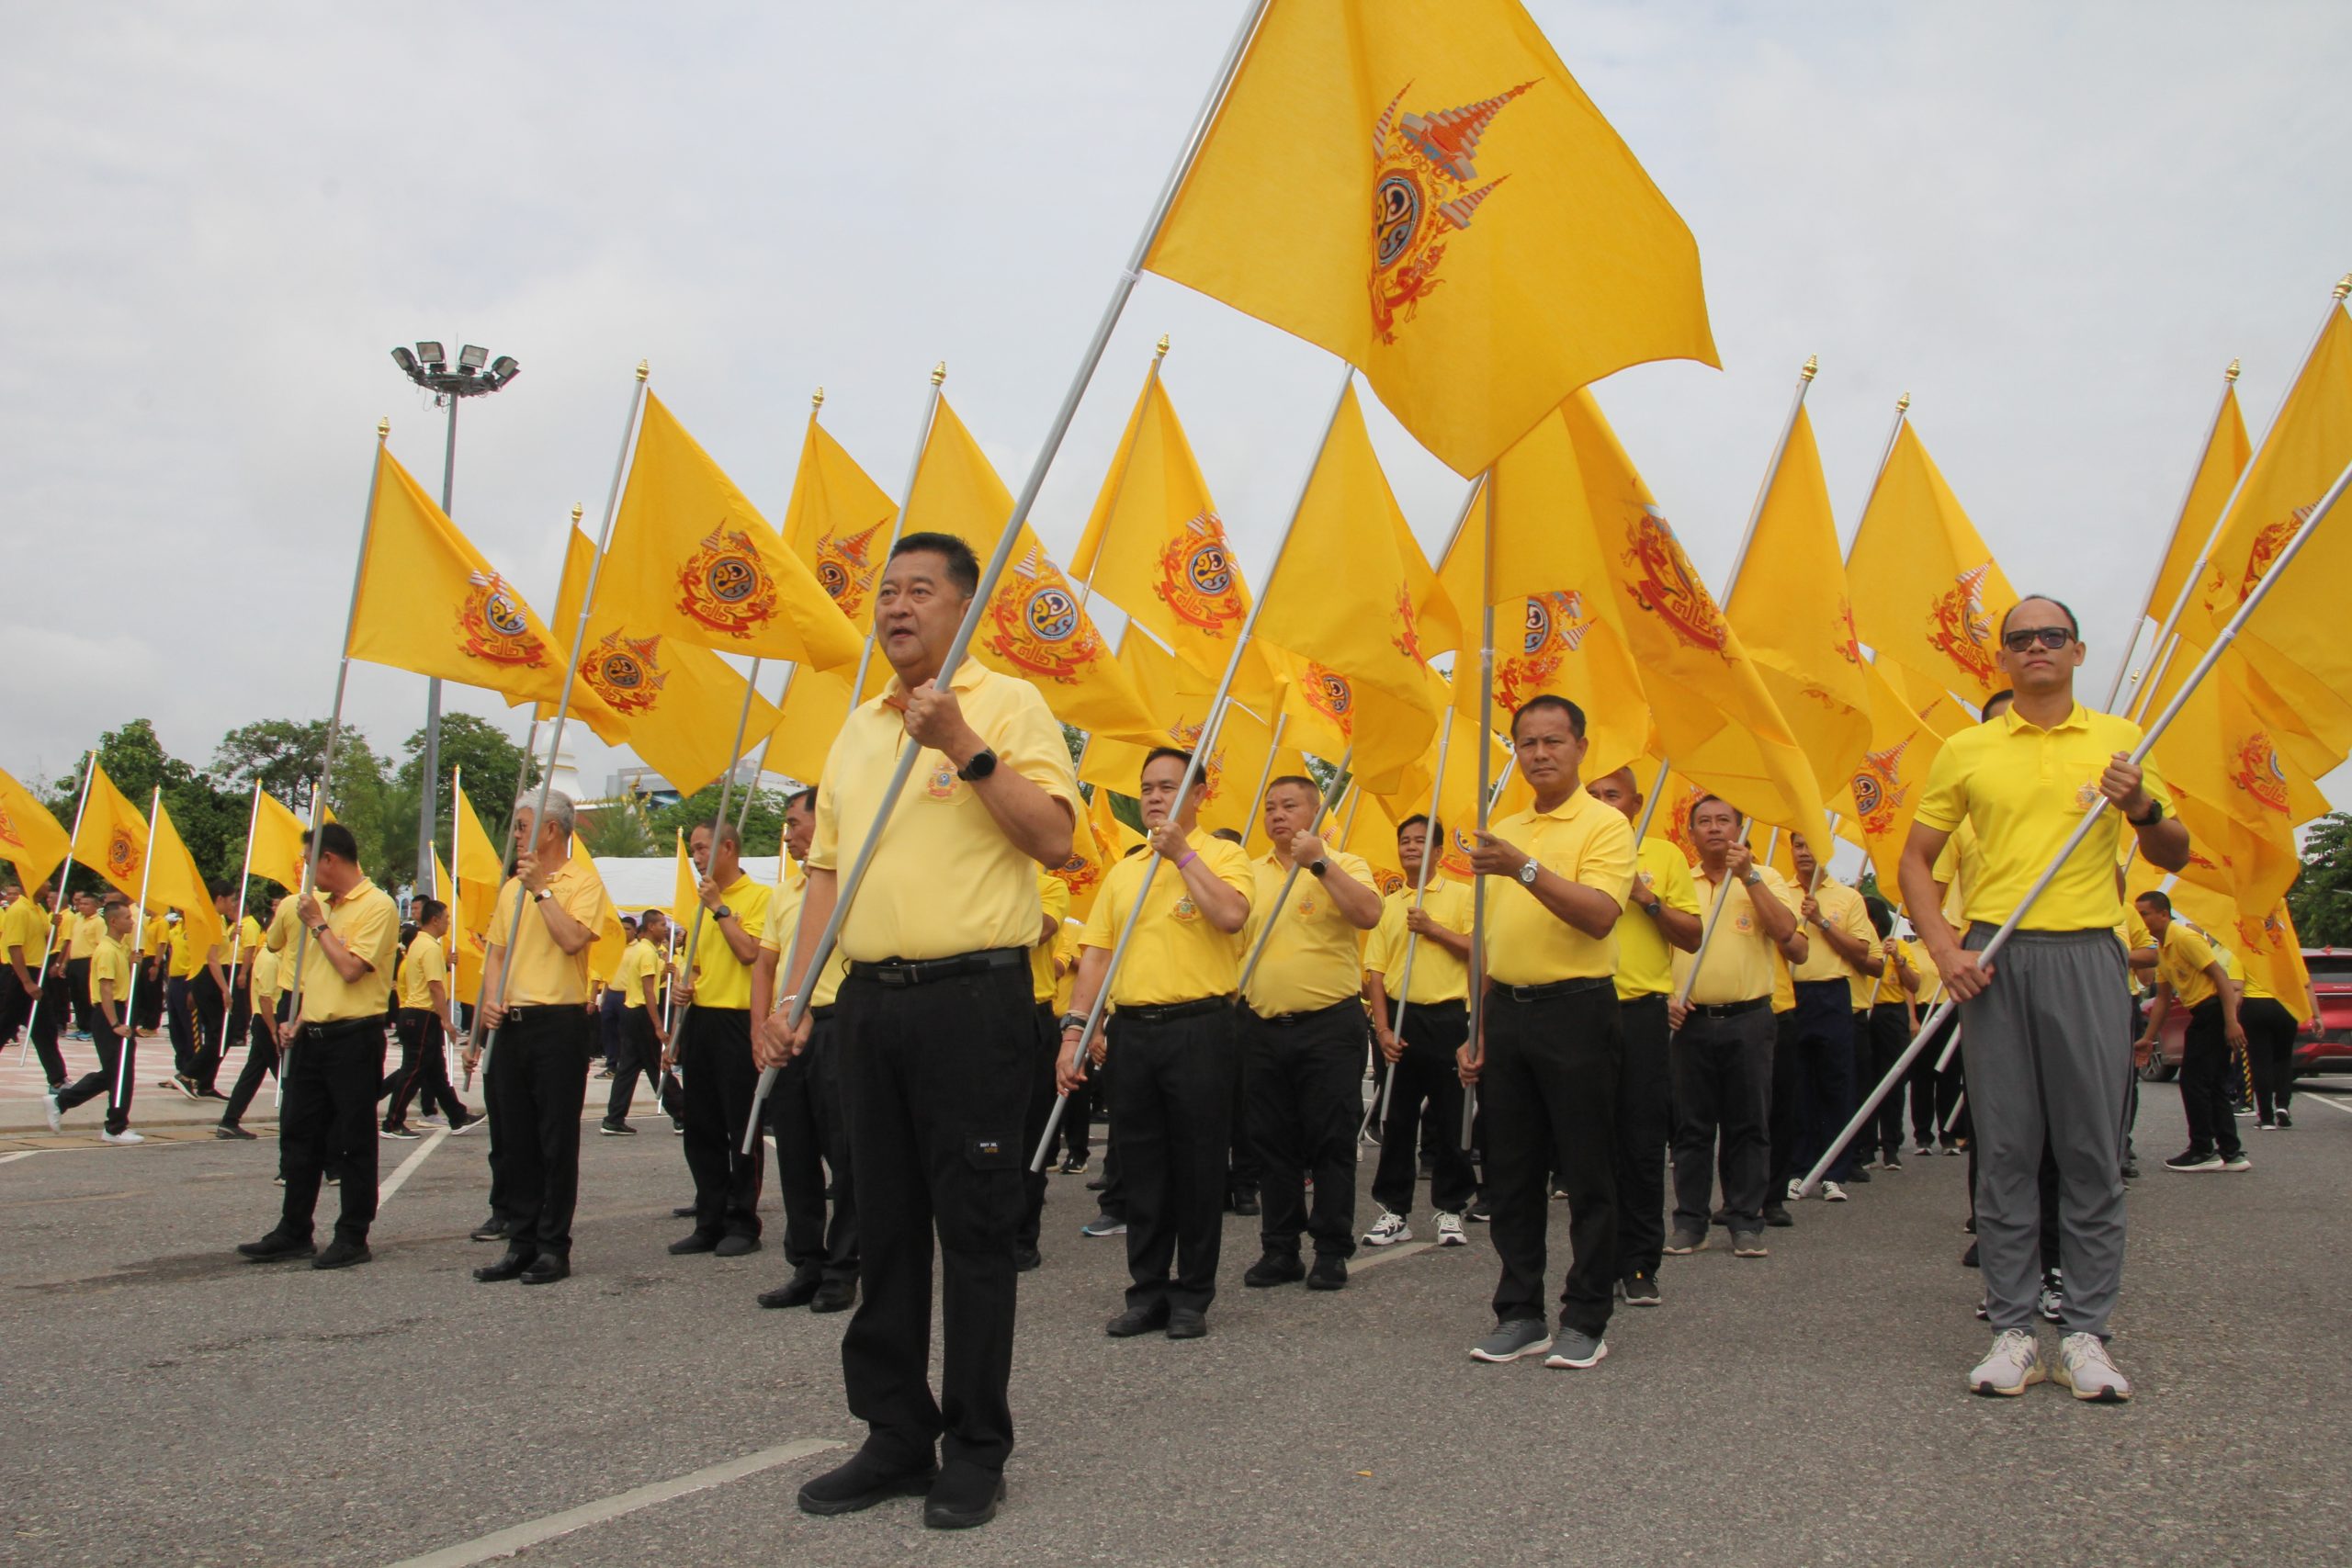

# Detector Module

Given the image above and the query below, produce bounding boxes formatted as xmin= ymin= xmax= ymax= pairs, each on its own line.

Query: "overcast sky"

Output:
xmin=6 ymin=3 xmax=2350 ymax=829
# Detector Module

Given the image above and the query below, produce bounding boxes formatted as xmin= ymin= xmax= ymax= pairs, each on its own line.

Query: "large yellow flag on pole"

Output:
xmin=0 ymin=767 xmax=71 ymax=892
xmin=1080 ymin=627 xmax=1299 ymax=840
xmin=2104 ymin=363 xmax=2250 ymax=709
xmin=2165 ymin=886 xmax=2312 ymax=1024
xmin=1144 ymin=0 xmax=1717 ymax=476
xmin=2152 ymin=652 xmax=2327 ymax=913
xmin=598 ymin=392 xmax=865 ymax=671
xmin=70 ymin=762 xmax=151 ymax=901
xmin=1845 ymin=415 xmax=2019 ymax=710
xmin=450 ymin=773 xmax=503 ymax=941
xmin=779 ymin=389 xmax=901 ymax=634
xmin=149 ymin=798 xmax=221 ymax=953
xmin=1848 ymin=659 xmax=1949 ymax=893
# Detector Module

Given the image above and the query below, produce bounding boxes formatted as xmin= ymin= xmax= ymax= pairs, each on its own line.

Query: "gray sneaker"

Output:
xmin=1968 ymin=1328 xmax=2046 ymax=1397
xmin=2052 ymin=1332 xmax=2132 ymax=1402
xmin=1079 ymin=1213 xmax=1127 ymax=1237
xmin=1664 ymin=1228 xmax=1707 ymax=1255
xmin=1731 ymin=1230 xmax=1769 ymax=1258
xmin=1468 ymin=1318 xmax=1554 ymax=1363
xmin=1543 ymin=1329 xmax=1608 ymax=1370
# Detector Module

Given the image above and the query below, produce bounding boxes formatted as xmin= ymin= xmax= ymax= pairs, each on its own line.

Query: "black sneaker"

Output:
xmin=1464 ymin=1201 xmax=1491 ymax=1224
xmin=1762 ymin=1203 xmax=1794 ymax=1228
xmin=2276 ymin=1111 xmax=2294 ymax=1130
xmin=1621 ymin=1270 xmax=1661 ymax=1306
xmin=798 ymin=1449 xmax=939 ymax=1517
xmin=1243 ymin=1253 xmax=1306 ymax=1288
xmin=1844 ymin=1167 xmax=1871 ymax=1185
xmin=236 ymin=1230 xmax=314 ymax=1262
xmin=599 ymin=1118 xmax=636 ymax=1136
xmin=312 ymin=1236 xmax=371 ymax=1270
xmin=1057 ymin=1156 xmax=1088 ymax=1175
xmin=1881 ymin=1156 xmax=1904 ymax=1172
xmin=1231 ymin=1190 xmax=1261 ymax=1217
xmin=380 ymin=1122 xmax=420 ymax=1141
xmin=215 ymin=1123 xmax=255 ymax=1141
xmin=2164 ymin=1148 xmax=2222 ymax=1173
xmin=1306 ymin=1256 xmax=1348 ymax=1291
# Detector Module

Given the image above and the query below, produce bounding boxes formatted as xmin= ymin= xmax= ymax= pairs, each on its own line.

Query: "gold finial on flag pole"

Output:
xmin=932 ymin=361 xmax=947 ymax=386
xmin=1800 ymin=355 xmax=1818 ymax=381
xmin=377 ymin=417 xmax=390 ymax=440
xmin=812 ymin=387 xmax=826 ymax=410
xmin=1156 ymin=333 xmax=1171 ymax=359
xmin=636 ymin=359 xmax=650 ymax=382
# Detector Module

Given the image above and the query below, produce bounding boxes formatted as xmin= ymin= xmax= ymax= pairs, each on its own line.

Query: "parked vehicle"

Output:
xmin=2134 ymin=948 xmax=2352 ymax=1082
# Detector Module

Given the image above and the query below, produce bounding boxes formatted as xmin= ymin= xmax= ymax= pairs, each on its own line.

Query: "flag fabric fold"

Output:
xmin=780 ymin=412 xmax=900 ymax=634
xmin=70 ymin=764 xmax=151 ymax=902
xmin=1846 ymin=421 xmax=2019 ymax=709
xmin=0 ymin=767 xmax=71 ymax=892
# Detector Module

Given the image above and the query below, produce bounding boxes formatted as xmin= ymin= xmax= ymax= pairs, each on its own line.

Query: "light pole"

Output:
xmin=390 ymin=341 xmax=521 ymax=894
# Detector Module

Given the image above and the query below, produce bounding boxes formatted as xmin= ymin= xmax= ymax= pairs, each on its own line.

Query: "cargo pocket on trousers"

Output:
xmin=941 ymin=1131 xmax=1021 ymax=1253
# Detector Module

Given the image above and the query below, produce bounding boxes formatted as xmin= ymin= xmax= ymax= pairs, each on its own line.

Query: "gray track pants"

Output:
xmin=1958 ymin=925 xmax=2131 ymax=1337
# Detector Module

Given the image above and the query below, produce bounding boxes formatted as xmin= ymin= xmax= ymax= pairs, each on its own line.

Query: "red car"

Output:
xmin=2136 ymin=948 xmax=2352 ymax=1081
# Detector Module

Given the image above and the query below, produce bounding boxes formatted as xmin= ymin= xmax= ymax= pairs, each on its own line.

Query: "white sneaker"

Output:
xmin=2052 ymin=1332 xmax=2132 ymax=1403
xmin=1968 ymin=1328 xmax=2046 ymax=1397
xmin=1362 ymin=1211 xmax=1412 ymax=1247
xmin=1820 ymin=1180 xmax=1848 ymax=1202
xmin=1434 ymin=1212 xmax=1468 ymax=1247
xmin=100 ymin=1128 xmax=145 ymax=1145
xmin=43 ymin=1090 xmax=62 ymax=1134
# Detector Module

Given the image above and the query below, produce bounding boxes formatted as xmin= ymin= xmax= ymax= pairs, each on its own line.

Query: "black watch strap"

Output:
xmin=956 ymin=748 xmax=998 ymax=783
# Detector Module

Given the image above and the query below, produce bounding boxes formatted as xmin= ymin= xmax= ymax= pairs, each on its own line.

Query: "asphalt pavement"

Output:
xmin=3 ymin=1077 xmax=2347 ymax=1567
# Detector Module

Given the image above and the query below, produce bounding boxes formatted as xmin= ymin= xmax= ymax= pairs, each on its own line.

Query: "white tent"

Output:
xmin=592 ymin=854 xmax=785 ymax=915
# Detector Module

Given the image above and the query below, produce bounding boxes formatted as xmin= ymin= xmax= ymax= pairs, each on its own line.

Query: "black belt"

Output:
xmin=848 ymin=947 xmax=1025 ymax=988
xmin=1248 ymin=998 xmax=1364 ymax=1028
xmin=1686 ymin=997 xmax=1769 ymax=1020
xmin=1492 ymin=975 xmax=1613 ymax=1005
xmin=808 ymin=1003 xmax=837 ymax=1022
xmin=503 ymin=1003 xmax=583 ymax=1021
xmin=1119 ymin=997 xmax=1227 ymax=1024
xmin=300 ymin=1015 xmax=383 ymax=1041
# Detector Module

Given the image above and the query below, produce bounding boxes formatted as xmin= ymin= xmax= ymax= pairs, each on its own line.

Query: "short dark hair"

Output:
xmin=412 ymin=897 xmax=447 ymax=926
xmin=1688 ymin=794 xmax=1733 ymax=829
xmin=1982 ymin=691 xmax=2016 ymax=722
xmin=303 ymin=822 xmax=361 ymax=863
xmin=1141 ymin=747 xmax=1199 ymax=785
xmin=1863 ymin=895 xmax=1894 ymax=939
xmin=1265 ymin=774 xmax=1320 ymax=801
xmin=1999 ymin=596 xmax=2079 ymax=640
xmin=1510 ymin=694 xmax=1587 ymax=740
xmin=208 ymin=878 xmax=234 ymax=900
xmin=1208 ymin=828 xmax=1244 ymax=844
xmin=785 ymin=787 xmax=817 ymax=816
xmin=2135 ymin=889 xmax=2172 ymax=914
xmin=690 ymin=818 xmax=743 ymax=853
xmin=890 ymin=531 xmax=980 ymax=597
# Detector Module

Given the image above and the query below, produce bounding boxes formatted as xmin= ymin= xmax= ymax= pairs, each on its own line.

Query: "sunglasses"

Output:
xmin=2001 ymin=626 xmax=2074 ymax=652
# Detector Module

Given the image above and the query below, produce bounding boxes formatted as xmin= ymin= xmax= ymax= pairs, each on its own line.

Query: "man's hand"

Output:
xmin=1456 ymin=1037 xmax=1483 ymax=1087
xmin=2099 ymin=752 xmax=2151 ymax=817
xmin=1466 ymin=831 xmax=1528 ymax=877
xmin=673 ymin=973 xmax=695 ymax=1006
xmin=1056 ymin=1035 xmax=1089 ymax=1096
xmin=515 ymin=851 xmax=548 ymax=897
xmin=1289 ymin=830 xmax=1328 ymax=867
xmin=898 ymin=679 xmax=983 ymax=765
xmin=1800 ymin=894 xmax=1823 ymax=926
xmin=1403 ymin=908 xmax=1442 ymax=938
xmin=696 ymin=874 xmax=724 ymax=912
xmin=1724 ymin=841 xmax=1757 ymax=883
xmin=1148 ymin=822 xmax=1192 ymax=863
xmin=2224 ymin=1010 xmax=2248 ymax=1051
xmin=1375 ymin=1025 xmax=1403 ymax=1064
xmin=1930 ymin=942 xmax=1993 ymax=1002
xmin=756 ymin=1007 xmax=813 ymax=1069
xmin=480 ymin=998 xmax=507 ymax=1031
xmin=1667 ymin=998 xmax=1690 ymax=1032
xmin=461 ymin=1043 xmax=481 ymax=1074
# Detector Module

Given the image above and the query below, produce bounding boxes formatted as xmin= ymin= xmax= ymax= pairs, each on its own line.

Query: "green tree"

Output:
xmin=650 ymin=781 xmax=788 ymax=860
xmin=47 ymin=721 xmax=244 ymax=893
xmin=398 ymin=712 xmax=534 ymax=868
xmin=212 ymin=718 xmax=334 ymax=810
xmin=2289 ymin=814 xmax=2352 ymax=948
xmin=579 ymin=799 xmax=660 ymax=859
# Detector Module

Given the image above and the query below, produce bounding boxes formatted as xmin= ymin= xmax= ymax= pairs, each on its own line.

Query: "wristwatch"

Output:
xmin=1307 ymin=858 xmax=1329 ymax=879
xmin=713 ymin=905 xmax=733 ymax=921
xmin=956 ymin=747 xmax=999 ymax=783
xmin=1516 ymin=858 xmax=1540 ymax=887
xmin=1637 ymin=893 xmax=1663 ymax=917
xmin=1740 ymin=869 xmax=1763 ymax=886
xmin=532 ymin=888 xmax=552 ymax=905
xmin=2126 ymin=796 xmax=2165 ymax=829
xmin=1058 ymin=1011 xmax=1088 ymax=1034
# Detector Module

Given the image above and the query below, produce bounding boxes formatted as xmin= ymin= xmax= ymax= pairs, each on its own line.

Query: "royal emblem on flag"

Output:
xmin=1662 ymin=784 xmax=1711 ymax=868
xmin=1850 ymin=735 xmax=1914 ymax=839
xmin=106 ymin=825 xmax=141 ymax=883
xmin=1494 ymin=591 xmax=1588 ymax=709
xmin=1621 ymin=509 xmax=1729 ymax=658
xmin=1153 ymin=512 xmax=1250 ymax=639
xmin=1302 ymin=663 xmax=1355 ymax=735
xmin=457 ymin=571 xmax=548 ymax=669
xmin=0 ymin=802 xmax=22 ymax=852
xmin=987 ymin=547 xmax=1106 ymax=684
xmin=1833 ymin=597 xmax=1863 ymax=666
xmin=1369 ymin=79 xmax=1537 ymax=344
xmin=1051 ymin=847 xmax=1102 ymax=901
xmin=1164 ymin=718 xmax=1227 ymax=806
xmin=2232 ymin=732 xmax=2290 ymax=814
xmin=814 ymin=522 xmax=886 ymax=622
xmin=1370 ymin=867 xmax=1407 ymax=897
xmin=2210 ymin=504 xmax=2311 ymax=616
xmin=1927 ymin=563 xmax=1998 ymax=688
xmin=677 ymin=525 xmax=780 ymax=641
xmin=584 ymin=630 xmax=668 ymax=716
xmin=1440 ymin=826 xmax=1477 ymax=880
xmin=1391 ymin=583 xmax=1424 ymax=663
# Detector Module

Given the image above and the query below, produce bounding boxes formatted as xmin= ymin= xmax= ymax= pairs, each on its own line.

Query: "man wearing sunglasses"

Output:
xmin=1900 ymin=597 xmax=2189 ymax=1405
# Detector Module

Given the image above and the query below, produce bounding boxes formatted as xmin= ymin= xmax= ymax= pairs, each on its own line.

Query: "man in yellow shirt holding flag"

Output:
xmin=602 ymin=908 xmax=672 ymax=1136
xmin=45 ymin=897 xmax=144 ymax=1144
xmin=2132 ymin=890 xmax=2250 ymax=1174
xmin=671 ymin=818 xmax=772 ymax=1260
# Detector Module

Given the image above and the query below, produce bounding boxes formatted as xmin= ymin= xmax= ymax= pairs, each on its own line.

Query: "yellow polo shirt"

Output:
xmin=761 ymin=862 xmax=847 ymax=1010
xmin=1614 ymin=839 xmax=1702 ymax=1001
xmin=1241 ymin=849 xmax=1376 ymax=1015
xmin=1915 ymin=703 xmax=2168 ymax=931
xmin=1678 ymin=865 xmax=1800 ymax=1006
xmin=616 ymin=938 xmax=663 ymax=1010
xmin=1 ymin=897 xmax=47 ymax=966
xmin=682 ymin=873 xmax=768 ymax=1011
xmin=1363 ymin=878 xmax=1476 ymax=1005
xmin=811 ymin=660 xmax=1080 ymax=964
xmin=168 ymin=919 xmax=209 ymax=980
xmin=224 ymin=913 xmax=265 ymax=968
xmin=396 ymin=937 xmax=447 ymax=1010
xmin=1030 ymin=868 xmax=1070 ymax=1003
xmin=487 ymin=856 xmax=613 ymax=1008
xmin=142 ymin=915 xmax=169 ymax=962
xmin=1793 ymin=880 xmax=1873 ymax=987
xmin=1482 ymin=788 xmax=1637 ymax=988
xmin=1871 ymin=938 xmax=1921 ymax=1007
xmin=1081 ymin=835 xmax=1254 ymax=1008
xmin=250 ymin=943 xmax=281 ymax=1006
xmin=289 ymin=876 xmax=401 ymax=1022
xmin=1052 ymin=921 xmax=1082 ymax=1013
xmin=89 ymin=932 xmax=132 ymax=1010
xmin=2155 ymin=919 xmax=2238 ymax=1009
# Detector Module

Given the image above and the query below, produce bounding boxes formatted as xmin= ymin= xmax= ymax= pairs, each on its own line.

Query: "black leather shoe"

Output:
xmin=668 ymin=1230 xmax=722 ymax=1256
xmin=797 ymin=1448 xmax=938 ymax=1517
xmin=474 ymin=1247 xmax=536 ymax=1283
xmin=214 ymin=1123 xmax=255 ymax=1141
xmin=671 ymin=1204 xmax=698 ymax=1218
xmin=1084 ymin=1175 xmax=1109 ymax=1192
xmin=236 ymin=1230 xmax=314 ymax=1262
xmin=469 ymin=1218 xmax=511 ymax=1243
xmin=1165 ymin=1307 xmax=1207 ymax=1340
xmin=1105 ymin=1303 xmax=1170 ymax=1337
xmin=519 ymin=1254 xmax=570 ymax=1285
xmin=757 ymin=1267 xmax=822 ymax=1309
xmin=312 ymin=1237 xmax=371 ymax=1270
xmin=1762 ymin=1204 xmax=1794 ymax=1228
xmin=1306 ymin=1256 xmax=1348 ymax=1291
xmin=1231 ymin=1190 xmax=1261 ymax=1217
xmin=713 ymin=1233 xmax=761 ymax=1258
xmin=1844 ymin=1167 xmax=1871 ymax=1185
xmin=1242 ymin=1252 xmax=1305 ymax=1288
xmin=810 ymin=1279 xmax=858 ymax=1314
xmin=1012 ymin=1245 xmax=1042 ymax=1272
xmin=922 ymin=1461 xmax=1005 ymax=1530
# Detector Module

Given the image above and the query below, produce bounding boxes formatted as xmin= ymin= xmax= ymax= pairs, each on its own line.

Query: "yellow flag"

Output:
xmin=71 ymin=764 xmax=151 ymax=900
xmin=1068 ymin=366 xmax=1280 ymax=698
xmin=450 ymin=780 xmax=502 ymax=938
xmin=2143 ymin=378 xmax=2252 ymax=626
xmin=149 ymin=798 xmax=221 ymax=954
xmin=599 ymin=393 xmax=864 ymax=671
xmin=1090 ymin=786 xmax=1145 ymax=865
xmin=1381 ymin=694 xmax=1510 ymax=882
xmin=1640 ymin=761 xmax=1716 ymax=870
xmin=0 ymin=766 xmax=71 ymax=892
xmin=1848 ymin=660 xmax=1949 ymax=892
xmin=759 ymin=660 xmax=888 ymax=789
xmin=2190 ymin=305 xmax=2352 ymax=768
xmin=2154 ymin=652 xmax=2325 ymax=913
xmin=671 ymin=830 xmax=697 ymax=926
xmin=1723 ymin=404 xmax=1871 ymax=795
xmin=1873 ymin=656 xmax=1976 ymax=740
xmin=345 ymin=445 xmax=620 ymax=725
xmin=552 ymin=526 xmax=780 ymax=795
xmin=2166 ymin=886 xmax=2312 ymax=1024
xmin=1144 ymin=0 xmax=1716 ymax=476
xmin=1252 ymin=385 xmax=1451 ymax=789
xmin=780 ymin=408 xmax=900 ymax=632
xmin=1846 ymin=421 xmax=2019 ymax=709
xmin=902 ymin=396 xmax=1159 ymax=742
xmin=1557 ymin=392 xmax=1829 ymax=852
xmin=1078 ymin=629 xmax=1295 ymax=840
xmin=248 ymin=790 xmax=333 ymax=892
xmin=428 ymin=845 xmax=485 ymax=1006
xmin=1045 ymin=785 xmax=1119 ymax=921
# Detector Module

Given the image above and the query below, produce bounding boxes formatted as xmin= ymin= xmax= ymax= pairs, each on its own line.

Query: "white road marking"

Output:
xmin=0 ymin=1150 xmax=37 ymax=1166
xmin=1349 ymin=1238 xmax=1436 ymax=1274
xmin=2301 ymin=1092 xmax=2352 ymax=1118
xmin=375 ymin=1128 xmax=449 ymax=1208
xmin=382 ymin=1436 xmax=845 ymax=1567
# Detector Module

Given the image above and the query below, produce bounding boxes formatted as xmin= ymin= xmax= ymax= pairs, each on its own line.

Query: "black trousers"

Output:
xmin=1241 ymin=999 xmax=1367 ymax=1261
xmin=1371 ymin=999 xmax=1473 ymax=1219
xmin=165 ymin=976 xmax=198 ymax=1080
xmin=190 ymin=976 xmax=230 ymax=1093
xmin=5 ymin=972 xmax=68 ymax=1086
xmin=1017 ymin=1003 xmax=1057 ymax=1250
xmin=1226 ymin=1028 xmax=1259 ymax=1201
xmin=56 ymin=1020 xmax=134 ymax=1134
xmin=135 ymin=963 xmax=164 ymax=1031
xmin=385 ymin=1009 xmax=461 ymax=1123
xmin=1864 ymin=1003 xmax=1911 ymax=1159
xmin=65 ymin=958 xmax=91 ymax=1034
xmin=2178 ymin=998 xmax=2241 ymax=1158
xmin=1484 ymin=984 xmax=1620 ymax=1337
xmin=598 ymin=989 xmax=626 ymax=1067
xmin=605 ymin=1007 xmax=665 ymax=1122
xmin=837 ymin=962 xmax=1033 ymax=1475
xmin=680 ymin=1007 xmax=763 ymax=1240
xmin=1791 ymin=981 xmax=1857 ymax=1182
xmin=1092 ymin=1046 xmax=1125 ymax=1222
xmin=1611 ymin=992 xmax=1671 ymax=1281
xmin=1107 ymin=1006 xmax=1235 ymax=1314
xmin=1058 ymin=1067 xmax=1093 ymax=1164
xmin=28 ymin=970 xmax=71 ymax=1085
xmin=2242 ymin=997 xmax=2300 ymax=1121
xmin=223 ymin=1008 xmax=280 ymax=1125
xmin=1765 ymin=1006 xmax=1803 ymax=1197
xmin=278 ymin=1021 xmax=384 ymax=1244
xmin=773 ymin=1010 xmax=858 ymax=1285
xmin=482 ymin=1006 xmax=592 ymax=1255
xmin=1670 ymin=1005 xmax=1774 ymax=1230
